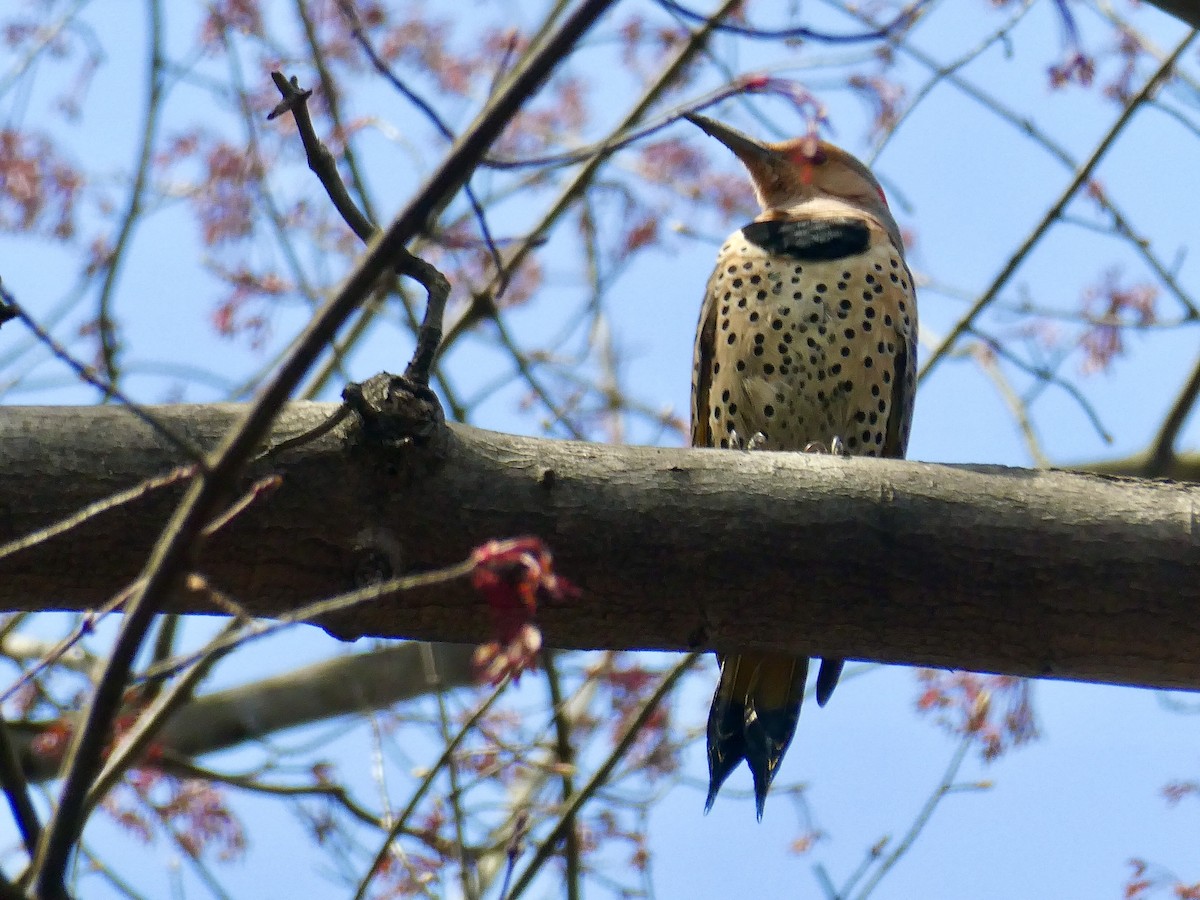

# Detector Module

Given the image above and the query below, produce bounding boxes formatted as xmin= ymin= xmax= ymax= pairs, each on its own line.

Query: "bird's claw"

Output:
xmin=730 ymin=429 xmax=768 ymax=452
xmin=803 ymin=436 xmax=847 ymax=456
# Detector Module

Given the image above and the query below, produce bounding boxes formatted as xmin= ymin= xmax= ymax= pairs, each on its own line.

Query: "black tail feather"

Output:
xmin=744 ymin=698 xmax=805 ymax=819
xmin=705 ymin=654 xmax=810 ymax=818
xmin=815 ymin=657 xmax=844 ymax=707
xmin=704 ymin=694 xmax=747 ymax=813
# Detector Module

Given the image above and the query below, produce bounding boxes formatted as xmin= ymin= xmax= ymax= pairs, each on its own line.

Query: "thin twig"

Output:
xmin=81 ymin=617 xmax=244 ymax=821
xmin=261 ymin=66 xmax=415 ymax=395
xmin=971 ymin=330 xmax=1113 ymax=444
xmin=1 ymin=289 xmax=205 ymax=463
xmin=268 ymin=72 xmax=374 ymax=243
xmin=0 ymin=465 xmax=195 ymax=563
xmin=655 ymin=0 xmax=926 ymax=43
xmin=76 ymin=842 xmax=151 ymax=900
xmin=141 ymin=613 xmax=180 ymax=705
xmin=199 ymin=474 xmax=282 ymax=536
xmin=159 ymin=755 xmax=384 ymax=831
xmin=0 ymin=588 xmax=137 ymax=707
xmin=399 ymin=255 xmax=451 ymax=386
xmin=219 ymin=26 xmax=338 ymax=304
xmin=294 ymin=0 xmax=379 ymax=225
xmin=425 ymin=643 xmax=478 ymax=900
xmin=495 ymin=811 xmax=530 ymax=900
xmin=850 ymin=736 xmax=982 ymax=900
xmin=867 ymin=0 xmax=1038 ymax=164
xmin=94 ymin=0 xmax=165 ymax=387
xmin=353 ymin=677 xmax=512 ymax=900
xmin=919 ymin=29 xmax=1199 ymax=382
xmin=135 ymin=559 xmax=476 ymax=685
xmin=541 ymin=651 xmax=580 ymax=900
xmin=504 ymin=652 xmax=701 ymax=900
xmin=255 ymin=404 xmax=352 ymax=460
xmin=968 ymin=342 xmax=1050 ymax=467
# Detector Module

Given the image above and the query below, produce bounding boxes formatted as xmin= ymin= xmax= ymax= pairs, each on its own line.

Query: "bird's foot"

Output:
xmin=729 ymin=429 xmax=768 ymax=452
xmin=803 ymin=436 xmax=847 ymax=456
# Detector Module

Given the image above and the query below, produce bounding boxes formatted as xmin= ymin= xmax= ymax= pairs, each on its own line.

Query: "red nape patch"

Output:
xmin=787 ymin=144 xmax=826 ymax=167
xmin=787 ymin=140 xmax=826 ymax=185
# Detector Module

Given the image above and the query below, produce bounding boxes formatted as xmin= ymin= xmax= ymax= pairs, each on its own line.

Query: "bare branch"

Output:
xmin=30 ymin=0 xmax=620 ymax=888
xmin=268 ymin=71 xmax=374 ymax=244
xmin=6 ymin=643 xmax=478 ymax=785
xmin=94 ymin=0 xmax=165 ymax=387
xmin=504 ymin=652 xmax=699 ymax=899
xmin=0 ymin=290 xmax=205 ymax=463
xmin=0 ymin=712 xmax=40 ymax=857
xmin=920 ymin=30 xmax=1199 ymax=382
xmin=654 ymin=0 xmax=924 ymax=43
xmin=2 ymin=402 xmax=1200 ymax=694
xmin=268 ymin=69 xmax=451 ymax=385
xmin=354 ymin=674 xmax=511 ymax=900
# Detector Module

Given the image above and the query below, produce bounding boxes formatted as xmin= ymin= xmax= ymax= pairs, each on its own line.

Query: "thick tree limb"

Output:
xmin=1 ymin=401 xmax=1199 ymax=693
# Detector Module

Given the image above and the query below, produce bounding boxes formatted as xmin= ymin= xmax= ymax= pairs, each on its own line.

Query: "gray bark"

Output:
xmin=1 ymin=401 xmax=1198 ymax=692
xmin=8 ymin=642 xmax=477 ymax=782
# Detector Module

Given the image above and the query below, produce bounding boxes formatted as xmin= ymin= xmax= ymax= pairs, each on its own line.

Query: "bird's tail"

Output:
xmin=705 ymin=654 xmax=843 ymax=818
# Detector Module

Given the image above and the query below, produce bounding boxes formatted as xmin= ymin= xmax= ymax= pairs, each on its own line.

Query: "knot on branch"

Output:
xmin=344 ymin=372 xmax=446 ymax=449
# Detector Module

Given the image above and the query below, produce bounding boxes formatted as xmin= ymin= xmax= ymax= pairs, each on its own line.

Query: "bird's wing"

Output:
xmin=883 ymin=261 xmax=918 ymax=460
xmin=691 ymin=274 xmax=719 ymax=449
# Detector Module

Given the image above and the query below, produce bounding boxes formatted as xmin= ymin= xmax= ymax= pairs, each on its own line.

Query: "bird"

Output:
xmin=686 ymin=114 xmax=917 ymax=817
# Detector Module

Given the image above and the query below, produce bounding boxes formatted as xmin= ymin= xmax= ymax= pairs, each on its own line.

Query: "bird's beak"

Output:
xmin=684 ymin=113 xmax=780 ymax=167
xmin=684 ymin=114 xmax=785 ymax=201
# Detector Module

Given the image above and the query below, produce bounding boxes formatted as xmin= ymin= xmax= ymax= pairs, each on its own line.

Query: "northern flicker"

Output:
xmin=687 ymin=114 xmax=917 ymax=817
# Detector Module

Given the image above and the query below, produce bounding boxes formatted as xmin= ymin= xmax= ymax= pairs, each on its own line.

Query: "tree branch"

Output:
xmin=919 ymin=29 xmax=1197 ymax=381
xmin=2 ymin=400 xmax=1200 ymax=693
xmin=6 ymin=643 xmax=477 ymax=784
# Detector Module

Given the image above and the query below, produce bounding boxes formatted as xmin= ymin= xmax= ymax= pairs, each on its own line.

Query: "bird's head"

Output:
xmin=686 ymin=113 xmax=897 ymax=239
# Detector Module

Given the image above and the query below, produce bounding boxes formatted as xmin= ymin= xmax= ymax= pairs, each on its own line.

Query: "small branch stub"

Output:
xmin=343 ymin=372 xmax=446 ymax=447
